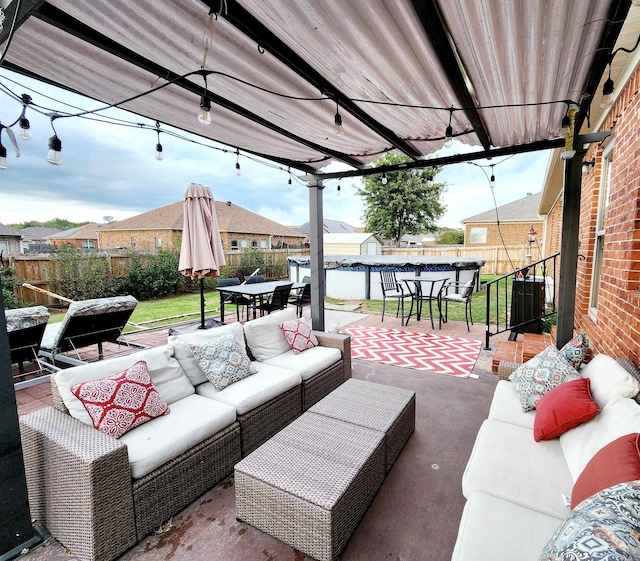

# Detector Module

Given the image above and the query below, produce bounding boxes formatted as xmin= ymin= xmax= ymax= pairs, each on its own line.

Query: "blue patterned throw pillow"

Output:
xmin=509 ymin=346 xmax=580 ymax=412
xmin=191 ymin=334 xmax=256 ymax=391
xmin=560 ymin=332 xmax=590 ymax=369
xmin=539 ymin=480 xmax=640 ymax=560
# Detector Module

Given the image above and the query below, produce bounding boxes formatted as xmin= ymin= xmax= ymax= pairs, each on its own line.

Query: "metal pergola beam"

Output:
xmin=0 ymin=0 xmax=45 ymax=45
xmin=213 ymin=0 xmax=424 ymax=161
xmin=410 ymin=0 xmax=492 ymax=151
xmin=30 ymin=3 xmax=364 ymax=171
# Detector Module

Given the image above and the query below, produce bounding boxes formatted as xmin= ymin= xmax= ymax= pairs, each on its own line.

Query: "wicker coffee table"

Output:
xmin=309 ymin=378 xmax=416 ymax=472
xmin=235 ymin=412 xmax=385 ymax=561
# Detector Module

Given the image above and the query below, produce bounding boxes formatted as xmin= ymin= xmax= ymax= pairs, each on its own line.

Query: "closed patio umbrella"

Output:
xmin=179 ymin=183 xmax=226 ymax=329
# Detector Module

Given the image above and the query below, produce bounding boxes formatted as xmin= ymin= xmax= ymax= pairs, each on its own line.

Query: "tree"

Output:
xmin=436 ymin=228 xmax=464 ymax=245
xmin=356 ymin=154 xmax=446 ymax=246
xmin=9 ymin=218 xmax=89 ymax=230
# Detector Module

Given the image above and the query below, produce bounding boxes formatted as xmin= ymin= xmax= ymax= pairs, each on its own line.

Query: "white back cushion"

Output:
xmin=169 ymin=322 xmax=246 ymax=386
xmin=560 ymin=397 xmax=640 ymax=481
xmin=55 ymin=345 xmax=194 ymax=426
xmin=580 ymin=354 xmax=640 ymax=407
xmin=243 ymin=308 xmax=297 ymax=361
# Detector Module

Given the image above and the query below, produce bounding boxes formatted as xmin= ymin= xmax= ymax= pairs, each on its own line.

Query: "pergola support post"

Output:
xmin=556 ymin=154 xmax=584 ymax=349
xmin=308 ymin=180 xmax=325 ymax=331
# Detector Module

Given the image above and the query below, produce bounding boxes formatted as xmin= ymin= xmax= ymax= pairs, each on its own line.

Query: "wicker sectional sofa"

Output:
xmin=19 ymin=308 xmax=350 ymax=561
xmin=452 ymin=354 xmax=640 ymax=560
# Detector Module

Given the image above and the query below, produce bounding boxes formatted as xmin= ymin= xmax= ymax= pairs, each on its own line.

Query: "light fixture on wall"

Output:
xmin=581 ymin=158 xmax=596 ymax=176
xmin=154 ymin=121 xmax=163 ymax=161
xmin=47 ymin=117 xmax=63 ymax=166
xmin=601 ymin=71 xmax=615 ymax=109
xmin=334 ymin=102 xmax=344 ymax=135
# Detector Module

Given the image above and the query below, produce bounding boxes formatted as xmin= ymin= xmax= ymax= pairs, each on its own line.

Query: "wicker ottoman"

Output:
xmin=235 ymin=412 xmax=385 ymax=561
xmin=309 ymin=378 xmax=416 ymax=472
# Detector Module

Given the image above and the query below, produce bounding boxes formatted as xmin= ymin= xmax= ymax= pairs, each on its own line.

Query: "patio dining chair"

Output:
xmin=441 ymin=270 xmax=478 ymax=331
xmin=245 ymin=274 xmax=266 ymax=284
xmin=253 ymin=283 xmax=293 ymax=317
xmin=6 ymin=305 xmax=50 ymax=380
xmin=380 ymin=270 xmax=410 ymax=325
xmin=289 ymin=282 xmax=311 ymax=318
xmin=217 ymin=277 xmax=250 ymax=322
xmin=38 ymin=295 xmax=141 ymax=367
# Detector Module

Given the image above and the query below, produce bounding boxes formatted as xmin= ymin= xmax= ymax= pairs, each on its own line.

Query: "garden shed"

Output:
xmin=323 ymin=233 xmax=382 ymax=256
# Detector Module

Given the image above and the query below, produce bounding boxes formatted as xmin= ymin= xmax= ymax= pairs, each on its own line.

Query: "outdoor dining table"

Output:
xmin=402 ymin=275 xmax=450 ymax=329
xmin=216 ymin=280 xmax=306 ymax=322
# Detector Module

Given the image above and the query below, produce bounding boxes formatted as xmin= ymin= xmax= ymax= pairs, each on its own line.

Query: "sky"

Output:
xmin=0 ymin=69 xmax=552 ymax=230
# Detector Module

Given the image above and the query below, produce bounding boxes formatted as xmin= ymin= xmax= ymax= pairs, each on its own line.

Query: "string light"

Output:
xmin=46 ymin=116 xmax=63 ymax=166
xmin=443 ymin=107 xmax=454 ymax=148
xmin=287 ymin=167 xmax=292 ymax=190
xmin=235 ymin=149 xmax=242 ymax=176
xmin=198 ymin=73 xmax=212 ymax=125
xmin=336 ymin=181 xmax=341 ymax=196
xmin=17 ymin=93 xmax=31 ymax=140
xmin=381 ymin=173 xmax=388 ymax=185
xmin=154 ymin=121 xmax=163 ymax=161
xmin=490 ymin=165 xmax=496 ymax=188
xmin=334 ymin=102 xmax=344 ymax=135
xmin=0 ymin=127 xmax=7 ymax=170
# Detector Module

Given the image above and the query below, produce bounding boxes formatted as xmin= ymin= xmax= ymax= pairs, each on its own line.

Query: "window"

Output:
xmin=131 ymin=237 xmax=136 ymax=249
xmin=82 ymin=240 xmax=95 ymax=249
xmin=0 ymin=240 xmax=8 ymax=256
xmin=469 ymin=227 xmax=487 ymax=244
xmin=251 ymin=240 xmax=258 ymax=248
xmin=260 ymin=240 xmax=268 ymax=249
xmin=241 ymin=239 xmax=249 ymax=249
xmin=155 ymin=236 xmax=162 ymax=248
xmin=230 ymin=239 xmax=239 ymax=250
xmin=589 ymin=143 xmax=613 ymax=320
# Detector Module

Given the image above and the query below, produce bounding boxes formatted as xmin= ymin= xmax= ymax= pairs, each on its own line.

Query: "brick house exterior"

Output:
xmin=540 ymin=54 xmax=640 ymax=363
xmin=97 ymin=200 xmax=305 ymax=251
xmin=460 ymin=192 xmax=544 ymax=260
xmin=47 ymin=223 xmax=101 ymax=249
xmin=0 ymin=223 xmax=23 ymax=258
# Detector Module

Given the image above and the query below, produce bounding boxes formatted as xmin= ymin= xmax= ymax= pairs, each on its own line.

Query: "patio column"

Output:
xmin=308 ymin=179 xmax=326 ymax=331
xmin=0 ymin=290 xmax=42 ymax=558
xmin=556 ymin=154 xmax=583 ymax=348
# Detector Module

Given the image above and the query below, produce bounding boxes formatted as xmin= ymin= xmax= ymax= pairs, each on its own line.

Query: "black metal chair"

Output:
xmin=405 ymin=277 xmax=448 ymax=329
xmin=253 ymin=283 xmax=293 ymax=316
xmin=245 ymin=274 xmax=266 ymax=284
xmin=217 ymin=277 xmax=250 ymax=322
xmin=380 ymin=270 xmax=411 ymax=325
xmin=441 ymin=270 xmax=478 ymax=331
xmin=289 ymin=282 xmax=311 ymax=318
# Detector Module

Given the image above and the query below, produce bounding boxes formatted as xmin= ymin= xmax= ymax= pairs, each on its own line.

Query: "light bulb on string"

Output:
xmin=490 ymin=165 xmax=496 ymax=188
xmin=235 ymin=150 xmax=242 ymax=176
xmin=287 ymin=168 xmax=292 ymax=190
xmin=0 ymin=129 xmax=7 ymax=170
xmin=46 ymin=117 xmax=63 ymax=166
xmin=197 ymin=72 xmax=212 ymax=125
xmin=17 ymin=94 xmax=32 ymax=140
xmin=443 ymin=107 xmax=454 ymax=148
xmin=334 ymin=102 xmax=344 ymax=135
xmin=154 ymin=121 xmax=163 ymax=161
xmin=381 ymin=173 xmax=388 ymax=185
xmin=336 ymin=182 xmax=341 ymax=197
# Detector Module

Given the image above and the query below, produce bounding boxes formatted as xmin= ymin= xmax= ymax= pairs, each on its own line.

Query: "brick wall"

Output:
xmin=98 ymin=230 xmax=181 ymax=251
xmin=464 ymin=221 xmax=544 ymax=249
xmin=566 ymin=63 xmax=640 ymax=363
xmin=0 ymin=237 xmax=21 ymax=256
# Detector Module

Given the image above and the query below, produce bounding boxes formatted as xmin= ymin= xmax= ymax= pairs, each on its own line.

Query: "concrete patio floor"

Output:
xmin=14 ymin=308 xmax=507 ymax=561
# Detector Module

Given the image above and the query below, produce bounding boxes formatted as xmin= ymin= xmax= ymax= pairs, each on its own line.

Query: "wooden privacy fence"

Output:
xmin=382 ymin=245 xmax=543 ymax=276
xmin=9 ymin=249 xmax=310 ymax=306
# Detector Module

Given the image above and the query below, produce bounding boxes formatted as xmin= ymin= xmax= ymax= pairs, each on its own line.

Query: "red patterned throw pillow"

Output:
xmin=279 ymin=317 xmax=319 ymax=354
xmin=70 ymin=360 xmax=169 ymax=438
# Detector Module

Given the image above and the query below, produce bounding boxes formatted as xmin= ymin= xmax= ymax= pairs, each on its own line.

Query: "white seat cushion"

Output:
xmin=55 ymin=345 xmax=194 ymax=426
xmin=462 ymin=419 xmax=573 ymax=518
xmin=263 ymin=346 xmax=341 ymax=381
xmin=243 ymin=308 xmax=297 ymax=361
xmin=169 ymin=322 xmax=246 ymax=386
xmin=560 ymin=396 xmax=640 ymax=481
xmin=488 ymin=380 xmax=536 ymax=429
xmin=452 ymin=492 xmax=563 ymax=561
xmin=119 ymin=394 xmax=236 ymax=479
xmin=40 ymin=322 xmax=62 ymax=351
xmin=195 ymin=361 xmax=301 ymax=415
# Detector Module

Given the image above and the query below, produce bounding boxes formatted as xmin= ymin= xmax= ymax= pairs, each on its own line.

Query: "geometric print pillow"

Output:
xmin=509 ymin=346 xmax=580 ymax=412
xmin=191 ymin=334 xmax=256 ymax=391
xmin=279 ymin=317 xmax=319 ymax=354
xmin=70 ymin=360 xmax=170 ymax=439
xmin=560 ymin=332 xmax=590 ymax=369
xmin=539 ymin=480 xmax=640 ymax=560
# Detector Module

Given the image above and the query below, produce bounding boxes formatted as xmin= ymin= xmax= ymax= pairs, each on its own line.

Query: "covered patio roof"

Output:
xmin=0 ymin=0 xmax=631 ymax=175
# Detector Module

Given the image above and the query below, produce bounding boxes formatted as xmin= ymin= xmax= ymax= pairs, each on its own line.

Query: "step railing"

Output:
xmin=484 ymin=252 xmax=560 ymax=349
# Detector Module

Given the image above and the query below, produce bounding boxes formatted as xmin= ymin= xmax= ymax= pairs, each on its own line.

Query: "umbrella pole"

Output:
xmin=199 ymin=278 xmax=206 ymax=329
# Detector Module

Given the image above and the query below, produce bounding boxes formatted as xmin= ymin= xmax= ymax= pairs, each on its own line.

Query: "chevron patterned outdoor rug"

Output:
xmin=342 ymin=325 xmax=482 ymax=378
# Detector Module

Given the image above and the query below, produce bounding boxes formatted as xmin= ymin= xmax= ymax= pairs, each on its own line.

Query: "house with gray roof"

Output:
xmin=20 ymin=227 xmax=61 ymax=252
xmin=460 ymin=192 xmax=543 ymax=251
xmin=294 ymin=219 xmax=356 ymax=235
xmin=0 ymin=224 xmax=24 ymax=262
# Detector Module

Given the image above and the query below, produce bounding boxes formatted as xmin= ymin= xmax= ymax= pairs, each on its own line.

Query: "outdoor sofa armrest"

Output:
xmin=314 ymin=331 xmax=352 ymax=380
xmin=497 ymin=360 xmax=521 ymax=381
xmin=20 ymin=407 xmax=137 ymax=561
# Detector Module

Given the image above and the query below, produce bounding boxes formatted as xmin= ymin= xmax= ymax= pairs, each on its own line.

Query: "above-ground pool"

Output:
xmin=288 ymin=255 xmax=486 ymax=300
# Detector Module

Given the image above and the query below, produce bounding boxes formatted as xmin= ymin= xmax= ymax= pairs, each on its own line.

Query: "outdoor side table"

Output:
xmin=309 ymin=378 xmax=416 ymax=472
xmin=235 ymin=412 xmax=385 ymax=561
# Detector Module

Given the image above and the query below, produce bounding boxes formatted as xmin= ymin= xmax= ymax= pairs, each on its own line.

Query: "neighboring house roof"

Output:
xmin=295 ymin=219 xmax=356 ymax=234
xmin=461 ymin=192 xmax=543 ymax=223
xmin=402 ymin=234 xmax=436 ymax=244
xmin=324 ymin=233 xmax=379 ymax=244
xmin=48 ymin=223 xmax=101 ymax=240
xmin=0 ymin=223 xmax=24 ymax=238
xmin=100 ymin=201 xmax=304 ymax=238
xmin=21 ymin=227 xmax=62 ymax=241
